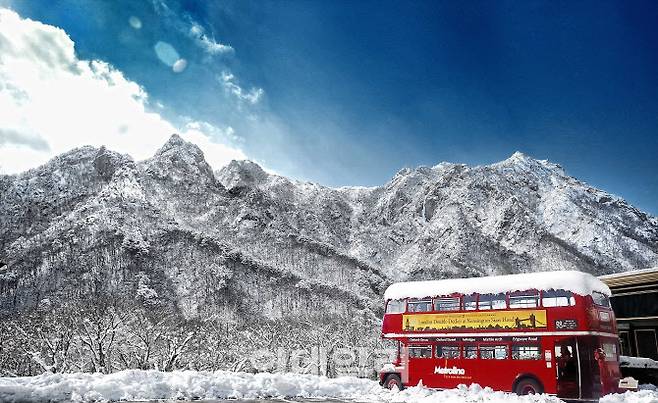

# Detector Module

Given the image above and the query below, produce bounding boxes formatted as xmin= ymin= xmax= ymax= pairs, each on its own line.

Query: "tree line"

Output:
xmin=0 ymin=295 xmax=391 ymax=378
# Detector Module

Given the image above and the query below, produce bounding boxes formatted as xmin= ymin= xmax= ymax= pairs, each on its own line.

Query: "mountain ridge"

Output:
xmin=215 ymin=145 xmax=657 ymax=277
xmin=1 ymin=134 xmax=657 ymax=375
xmin=1 ymin=134 xmax=657 ymax=316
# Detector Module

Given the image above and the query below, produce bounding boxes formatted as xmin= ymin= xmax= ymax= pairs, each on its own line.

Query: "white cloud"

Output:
xmin=150 ymin=1 xmax=262 ymax=106
xmin=152 ymin=0 xmax=233 ymax=56
xmin=0 ymin=8 xmax=246 ymax=174
xmin=189 ymin=23 xmax=233 ymax=55
xmin=0 ymin=128 xmax=50 ymax=151
xmin=220 ymin=71 xmax=264 ymax=105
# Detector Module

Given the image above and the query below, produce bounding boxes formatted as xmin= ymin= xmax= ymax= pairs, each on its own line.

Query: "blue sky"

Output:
xmin=1 ymin=1 xmax=657 ymax=214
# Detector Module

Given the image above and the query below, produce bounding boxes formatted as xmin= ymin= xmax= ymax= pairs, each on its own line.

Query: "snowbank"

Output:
xmin=384 ymin=270 xmax=610 ymax=301
xmin=0 ymin=370 xmax=654 ymax=403
xmin=0 ymin=370 xmax=376 ymax=402
xmin=620 ymin=355 xmax=658 ymax=369
xmin=601 ymin=384 xmax=658 ymax=403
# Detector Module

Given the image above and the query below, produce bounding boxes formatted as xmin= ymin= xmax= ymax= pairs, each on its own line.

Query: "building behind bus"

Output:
xmin=600 ymin=267 xmax=658 ymax=385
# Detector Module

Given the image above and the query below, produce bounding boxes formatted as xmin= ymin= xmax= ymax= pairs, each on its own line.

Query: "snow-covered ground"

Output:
xmin=620 ymin=355 xmax=658 ymax=369
xmin=602 ymin=384 xmax=658 ymax=403
xmin=0 ymin=370 xmax=656 ymax=403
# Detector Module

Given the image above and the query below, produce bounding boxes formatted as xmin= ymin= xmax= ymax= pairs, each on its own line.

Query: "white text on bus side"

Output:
xmin=434 ymin=366 xmax=466 ymax=375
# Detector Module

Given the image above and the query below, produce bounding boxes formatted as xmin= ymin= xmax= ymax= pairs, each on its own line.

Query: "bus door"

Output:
xmin=554 ymin=337 xmax=603 ymax=400
xmin=554 ymin=338 xmax=579 ymax=399
xmin=576 ymin=337 xmax=602 ymax=399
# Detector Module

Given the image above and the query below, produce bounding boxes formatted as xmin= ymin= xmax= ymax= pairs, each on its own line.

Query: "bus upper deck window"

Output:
xmin=463 ymin=294 xmax=477 ymax=310
xmin=592 ymin=291 xmax=611 ymax=308
xmin=542 ymin=289 xmax=575 ymax=307
xmin=478 ymin=293 xmax=506 ymax=310
xmin=434 ymin=297 xmax=460 ymax=311
xmin=509 ymin=291 xmax=539 ymax=309
xmin=407 ymin=299 xmax=432 ymax=312
xmin=386 ymin=299 xmax=406 ymax=314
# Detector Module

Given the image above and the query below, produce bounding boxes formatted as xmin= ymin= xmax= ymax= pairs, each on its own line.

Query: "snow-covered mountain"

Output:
xmin=216 ymin=150 xmax=658 ymax=280
xmin=1 ymin=134 xmax=657 ymax=375
xmin=1 ymin=134 xmax=657 ymax=316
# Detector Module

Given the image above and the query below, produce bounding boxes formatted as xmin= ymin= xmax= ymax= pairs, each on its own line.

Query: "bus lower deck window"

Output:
xmin=480 ymin=345 xmax=508 ymax=359
xmin=602 ymin=343 xmax=618 ymax=362
xmin=512 ymin=345 xmax=541 ymax=360
xmin=408 ymin=346 xmax=432 ymax=358
xmin=464 ymin=345 xmax=477 ymax=359
xmin=437 ymin=345 xmax=460 ymax=359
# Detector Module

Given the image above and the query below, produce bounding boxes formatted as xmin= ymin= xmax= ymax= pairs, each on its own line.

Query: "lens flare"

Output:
xmin=128 ymin=16 xmax=142 ymax=29
xmin=172 ymin=59 xmax=187 ymax=73
xmin=154 ymin=41 xmax=180 ymax=67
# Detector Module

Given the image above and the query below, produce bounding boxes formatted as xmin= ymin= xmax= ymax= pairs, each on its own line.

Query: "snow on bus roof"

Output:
xmin=384 ymin=270 xmax=611 ymax=300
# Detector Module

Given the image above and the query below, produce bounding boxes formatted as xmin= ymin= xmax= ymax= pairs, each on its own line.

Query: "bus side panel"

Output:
xmin=407 ymin=357 xmax=479 ymax=389
xmin=382 ymin=313 xmax=403 ymax=335
xmin=406 ymin=344 xmax=556 ymax=393
xmin=537 ymin=337 xmax=556 ymax=395
xmin=408 ymin=357 xmax=553 ymax=392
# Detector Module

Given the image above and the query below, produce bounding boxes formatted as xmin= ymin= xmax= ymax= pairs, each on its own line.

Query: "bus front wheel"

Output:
xmin=514 ymin=377 xmax=543 ymax=395
xmin=384 ymin=374 xmax=403 ymax=390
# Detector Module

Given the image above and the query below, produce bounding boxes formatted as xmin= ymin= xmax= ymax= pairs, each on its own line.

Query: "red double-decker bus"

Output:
xmin=379 ymin=271 xmax=622 ymax=400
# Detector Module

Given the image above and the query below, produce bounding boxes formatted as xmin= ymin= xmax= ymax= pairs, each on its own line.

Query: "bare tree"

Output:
xmin=160 ymin=320 xmax=197 ymax=371
xmin=14 ymin=308 xmax=77 ymax=374
xmin=78 ymin=304 xmax=127 ymax=373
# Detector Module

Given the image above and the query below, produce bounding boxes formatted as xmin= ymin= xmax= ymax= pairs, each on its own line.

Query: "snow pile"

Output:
xmin=620 ymin=356 xmax=658 ymax=369
xmin=0 ymin=371 xmax=375 ymax=402
xmin=384 ymin=270 xmax=611 ymax=301
xmin=375 ymin=383 xmax=563 ymax=403
xmin=0 ymin=370 xmax=555 ymax=403
xmin=1 ymin=370 xmax=656 ymax=403
xmin=601 ymin=384 xmax=658 ymax=403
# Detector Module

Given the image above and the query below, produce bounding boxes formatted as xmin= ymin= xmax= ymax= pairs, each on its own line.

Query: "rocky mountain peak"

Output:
xmin=144 ymin=134 xmax=218 ymax=187
xmin=217 ymin=159 xmax=270 ymax=189
xmin=495 ymin=151 xmax=541 ymax=169
xmin=93 ymin=146 xmax=134 ymax=181
xmin=496 ymin=151 xmax=563 ymax=172
xmin=508 ymin=151 xmax=530 ymax=162
xmin=39 ymin=145 xmax=99 ymax=170
xmin=155 ymin=134 xmax=204 ymax=160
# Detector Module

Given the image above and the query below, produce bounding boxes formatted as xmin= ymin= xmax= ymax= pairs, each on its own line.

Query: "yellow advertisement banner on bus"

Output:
xmin=403 ymin=309 xmax=547 ymax=331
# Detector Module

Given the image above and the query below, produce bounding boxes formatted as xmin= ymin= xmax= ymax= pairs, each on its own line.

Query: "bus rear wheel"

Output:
xmin=384 ymin=374 xmax=403 ymax=390
xmin=514 ymin=378 xmax=543 ymax=395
